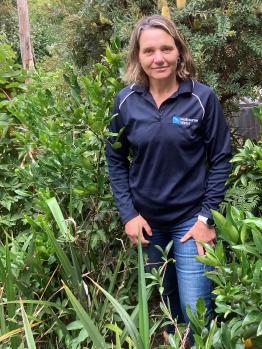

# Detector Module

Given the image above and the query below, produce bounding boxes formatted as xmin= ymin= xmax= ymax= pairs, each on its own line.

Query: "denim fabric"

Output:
xmin=143 ymin=215 xmax=214 ymax=340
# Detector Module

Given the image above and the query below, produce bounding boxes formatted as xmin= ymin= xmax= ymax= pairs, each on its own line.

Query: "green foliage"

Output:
xmin=61 ymin=0 xmax=157 ymax=69
xmin=2 ymin=0 xmax=259 ymax=111
xmin=0 ymin=41 xmax=123 ymax=237
xmin=0 ymin=42 xmax=142 ymax=348
xmin=193 ymin=206 xmax=262 ymax=349
xmin=0 ymin=37 xmax=26 ymax=101
xmin=172 ymin=0 xmax=262 ymax=108
xmin=30 ymin=0 xmax=261 ymax=110
xmin=222 ymin=182 xmax=261 ymax=214
xmin=222 ymin=108 xmax=262 ymax=215
xmin=0 ymin=1 xmax=19 ymax=58
xmin=0 ymin=200 xmax=161 ymax=348
xmin=186 ymin=300 xmax=217 ymax=349
xmin=20 ymin=302 xmax=37 ymax=349
xmin=28 ymin=0 xmax=68 ymax=63
xmin=0 ymin=38 xmax=27 ymax=233
xmin=63 ymin=234 xmax=162 ymax=349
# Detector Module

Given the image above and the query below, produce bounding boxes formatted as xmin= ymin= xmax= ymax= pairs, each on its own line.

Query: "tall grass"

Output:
xmin=63 ymin=225 xmax=157 ymax=348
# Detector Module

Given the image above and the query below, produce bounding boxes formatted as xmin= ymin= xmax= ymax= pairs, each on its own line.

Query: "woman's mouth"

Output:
xmin=153 ymin=66 xmax=169 ymax=70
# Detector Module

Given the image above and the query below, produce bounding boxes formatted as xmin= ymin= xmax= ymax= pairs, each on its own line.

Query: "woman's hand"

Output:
xmin=125 ymin=215 xmax=152 ymax=246
xmin=180 ymin=221 xmax=216 ymax=256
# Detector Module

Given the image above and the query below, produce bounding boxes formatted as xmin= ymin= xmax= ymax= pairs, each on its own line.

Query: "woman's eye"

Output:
xmin=162 ymin=47 xmax=173 ymax=52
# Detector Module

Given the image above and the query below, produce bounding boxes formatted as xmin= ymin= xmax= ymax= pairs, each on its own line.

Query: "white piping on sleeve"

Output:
xmin=119 ymin=91 xmax=135 ymax=110
xmin=191 ymin=79 xmax=195 ymax=89
xmin=192 ymin=93 xmax=205 ymax=119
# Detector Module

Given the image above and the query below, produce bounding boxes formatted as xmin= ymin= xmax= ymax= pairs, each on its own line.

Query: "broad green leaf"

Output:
xmin=106 ymin=323 xmax=123 ymax=349
xmin=111 ymin=141 xmax=122 ymax=150
xmin=243 ymin=311 xmax=262 ymax=327
xmin=5 ymin=237 xmax=16 ymax=323
xmin=67 ymin=320 xmax=84 ymax=331
xmin=240 ymin=223 xmax=248 ymax=244
xmin=89 ymin=278 xmax=144 ymax=349
xmin=244 ymin=218 xmax=262 ymax=230
xmin=20 ymin=302 xmax=37 ymax=349
xmin=205 ymin=319 xmax=217 ymax=349
xmin=63 ymin=282 xmax=107 ymax=349
xmin=257 ymin=321 xmax=262 ymax=336
xmin=252 ymin=229 xmax=262 ymax=252
xmin=186 ymin=304 xmax=202 ymax=334
xmin=138 ymin=233 xmax=149 ymax=349
xmin=232 ymin=245 xmax=260 ymax=258
xmin=46 ymin=197 xmax=73 ymax=241
xmin=40 ymin=219 xmax=75 ymax=284
xmin=212 ymin=210 xmax=239 ymax=243
xmin=1 ymin=299 xmax=66 ymax=311
xmin=196 ymin=255 xmax=219 ymax=267
xmin=0 ymin=290 xmax=6 ymax=335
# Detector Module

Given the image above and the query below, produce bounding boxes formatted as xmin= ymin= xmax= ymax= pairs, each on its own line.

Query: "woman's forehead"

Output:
xmin=139 ymin=28 xmax=175 ymax=45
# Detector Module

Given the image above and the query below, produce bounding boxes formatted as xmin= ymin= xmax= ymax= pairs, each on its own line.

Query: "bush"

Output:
xmin=0 ymin=41 xmax=145 ymax=348
xmin=222 ymin=105 xmax=262 ymax=215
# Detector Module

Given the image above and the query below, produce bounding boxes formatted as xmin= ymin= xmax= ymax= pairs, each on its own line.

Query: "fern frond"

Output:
xmin=221 ymin=182 xmax=262 ymax=215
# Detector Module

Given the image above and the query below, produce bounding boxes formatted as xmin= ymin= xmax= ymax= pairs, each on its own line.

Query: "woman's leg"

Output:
xmin=170 ymin=216 xmax=214 ymax=340
xmin=143 ymin=229 xmax=185 ymax=329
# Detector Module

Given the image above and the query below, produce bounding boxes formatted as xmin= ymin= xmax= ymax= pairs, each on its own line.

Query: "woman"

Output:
xmin=106 ymin=14 xmax=231 ymax=343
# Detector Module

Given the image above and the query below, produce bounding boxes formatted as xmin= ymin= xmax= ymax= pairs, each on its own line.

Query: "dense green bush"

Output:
xmin=0 ymin=1 xmax=19 ymax=57
xmin=2 ymin=0 xmax=260 ymax=113
xmin=51 ymin=0 xmax=262 ymax=114
xmin=193 ymin=207 xmax=262 ymax=349
xmin=0 ymin=41 xmax=140 ymax=348
xmin=173 ymin=0 xmax=262 ymax=106
xmin=28 ymin=0 xmax=68 ymax=63
xmin=222 ymin=106 xmax=262 ymax=215
xmin=0 ymin=38 xmax=27 ymax=232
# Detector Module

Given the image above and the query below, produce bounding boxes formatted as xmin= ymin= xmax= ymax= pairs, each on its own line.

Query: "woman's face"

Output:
xmin=138 ymin=28 xmax=180 ymax=85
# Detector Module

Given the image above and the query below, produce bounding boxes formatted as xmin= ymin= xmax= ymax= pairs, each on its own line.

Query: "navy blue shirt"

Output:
xmin=106 ymin=79 xmax=231 ymax=228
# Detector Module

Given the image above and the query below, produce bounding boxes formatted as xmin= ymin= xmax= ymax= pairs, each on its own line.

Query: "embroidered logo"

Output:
xmin=172 ymin=115 xmax=181 ymax=124
xmin=172 ymin=115 xmax=198 ymax=126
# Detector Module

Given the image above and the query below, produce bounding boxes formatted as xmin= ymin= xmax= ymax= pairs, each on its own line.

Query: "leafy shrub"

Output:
xmin=0 ymin=1 xmax=19 ymax=57
xmin=222 ymin=105 xmax=262 ymax=215
xmin=191 ymin=206 xmax=262 ymax=349
xmin=0 ymin=38 xmax=27 ymax=232
xmin=0 ymin=41 xmax=141 ymax=348
xmin=167 ymin=0 xmax=261 ymax=119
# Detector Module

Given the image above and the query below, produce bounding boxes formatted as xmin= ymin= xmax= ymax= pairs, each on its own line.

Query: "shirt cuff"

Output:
xmin=122 ymin=211 xmax=139 ymax=225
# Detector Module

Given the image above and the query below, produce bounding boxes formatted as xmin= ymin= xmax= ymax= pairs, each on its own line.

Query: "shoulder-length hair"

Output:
xmin=125 ymin=15 xmax=195 ymax=86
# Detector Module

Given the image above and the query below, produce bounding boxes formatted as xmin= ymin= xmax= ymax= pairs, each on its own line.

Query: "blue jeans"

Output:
xmin=143 ymin=215 xmax=213 ymax=338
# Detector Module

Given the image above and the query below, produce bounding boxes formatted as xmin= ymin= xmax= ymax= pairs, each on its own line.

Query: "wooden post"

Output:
xmin=17 ymin=0 xmax=35 ymax=71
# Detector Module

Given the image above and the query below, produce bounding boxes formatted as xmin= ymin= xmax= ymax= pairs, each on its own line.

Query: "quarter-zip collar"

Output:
xmin=130 ymin=78 xmax=193 ymax=98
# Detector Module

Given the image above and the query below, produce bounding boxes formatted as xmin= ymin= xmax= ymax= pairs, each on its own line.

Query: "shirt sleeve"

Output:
xmin=199 ymin=91 xmax=232 ymax=219
xmin=106 ymin=97 xmax=139 ymax=224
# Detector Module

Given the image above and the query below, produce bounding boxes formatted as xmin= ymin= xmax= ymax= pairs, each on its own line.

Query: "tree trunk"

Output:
xmin=17 ymin=0 xmax=35 ymax=71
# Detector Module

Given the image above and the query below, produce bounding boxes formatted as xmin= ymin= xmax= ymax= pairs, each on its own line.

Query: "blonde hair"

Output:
xmin=125 ymin=15 xmax=195 ymax=86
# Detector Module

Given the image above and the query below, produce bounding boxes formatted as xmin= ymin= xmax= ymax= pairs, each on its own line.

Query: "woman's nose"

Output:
xmin=153 ymin=51 xmax=164 ymax=63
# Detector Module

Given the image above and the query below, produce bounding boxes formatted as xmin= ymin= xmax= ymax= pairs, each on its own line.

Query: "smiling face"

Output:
xmin=138 ymin=28 xmax=180 ymax=85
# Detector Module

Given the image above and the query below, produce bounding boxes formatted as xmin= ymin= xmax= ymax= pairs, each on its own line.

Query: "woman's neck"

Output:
xmin=149 ymin=78 xmax=179 ymax=108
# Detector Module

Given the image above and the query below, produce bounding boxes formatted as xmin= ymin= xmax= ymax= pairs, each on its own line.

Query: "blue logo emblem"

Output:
xmin=172 ymin=115 xmax=181 ymax=124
